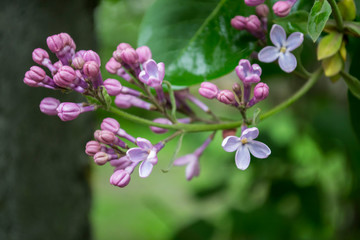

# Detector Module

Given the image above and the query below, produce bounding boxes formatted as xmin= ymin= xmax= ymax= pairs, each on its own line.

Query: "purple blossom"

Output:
xmin=126 ymin=138 xmax=164 ymax=178
xmin=138 ymin=59 xmax=165 ymax=87
xmin=222 ymin=127 xmax=271 ymax=170
xmin=258 ymin=24 xmax=303 ymax=73
xmin=236 ymin=59 xmax=262 ymax=84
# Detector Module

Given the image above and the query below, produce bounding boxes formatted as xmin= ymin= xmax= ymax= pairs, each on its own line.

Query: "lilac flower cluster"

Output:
xmin=199 ymin=59 xmax=271 ymax=169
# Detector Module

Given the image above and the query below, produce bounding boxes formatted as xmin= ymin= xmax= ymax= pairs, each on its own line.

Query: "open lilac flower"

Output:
xmin=222 ymin=127 xmax=271 ymax=170
xmin=126 ymin=138 xmax=163 ymax=178
xmin=258 ymin=24 xmax=303 ymax=73
xmin=235 ymin=59 xmax=262 ymax=84
xmin=138 ymin=59 xmax=165 ymax=88
xmin=173 ymin=154 xmax=200 ymax=181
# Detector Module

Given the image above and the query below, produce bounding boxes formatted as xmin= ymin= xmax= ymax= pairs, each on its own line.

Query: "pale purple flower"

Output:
xmin=258 ymin=24 xmax=303 ymax=73
xmin=138 ymin=59 xmax=165 ymax=87
xmin=222 ymin=127 xmax=271 ymax=170
xmin=126 ymin=138 xmax=163 ymax=178
xmin=236 ymin=59 xmax=262 ymax=84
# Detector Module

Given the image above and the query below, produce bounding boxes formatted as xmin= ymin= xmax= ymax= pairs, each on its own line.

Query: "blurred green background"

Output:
xmin=91 ymin=0 xmax=360 ymax=239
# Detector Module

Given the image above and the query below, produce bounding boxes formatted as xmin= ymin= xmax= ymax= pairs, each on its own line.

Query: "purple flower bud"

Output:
xmin=217 ymin=90 xmax=236 ymax=105
xmin=247 ymin=15 xmax=262 ymax=33
xmin=136 ymin=46 xmax=152 ymax=63
xmin=95 ymin=130 xmax=116 ymax=145
xmin=110 ymin=169 xmax=131 ymax=188
xmin=72 ymin=56 xmax=85 ymax=69
xmin=85 ymin=140 xmax=102 ymax=156
xmin=112 ymin=49 xmax=123 ymax=62
xmin=256 ymin=4 xmax=269 ymax=18
xmin=253 ymin=82 xmax=269 ymax=100
xmin=32 ymin=48 xmax=50 ymax=65
xmin=83 ymin=50 xmax=101 ymax=66
xmin=232 ymin=83 xmax=242 ymax=98
xmin=93 ymin=152 xmax=111 ymax=165
xmin=39 ymin=97 xmax=60 ymax=116
xmin=105 ymin=57 xmax=122 ymax=74
xmin=120 ymin=48 xmax=139 ymax=65
xmin=59 ymin=33 xmax=76 ymax=49
xmin=27 ymin=66 xmax=46 ymax=82
xmin=56 ymin=102 xmax=81 ymax=121
xmin=103 ymin=78 xmax=122 ymax=96
xmin=199 ymin=82 xmax=219 ymax=99
xmin=150 ymin=118 xmax=172 ymax=134
xmin=273 ymin=1 xmax=292 ymax=17
xmin=46 ymin=34 xmax=64 ymax=53
xmin=53 ymin=61 xmax=63 ymax=70
xmin=101 ymin=118 xmax=120 ymax=133
xmin=83 ymin=61 xmax=100 ymax=78
xmin=244 ymin=0 xmax=265 ymax=6
xmin=115 ymin=94 xmax=152 ymax=110
xmin=110 ymin=156 xmax=132 ymax=169
xmin=75 ymin=50 xmax=86 ymax=58
xmin=116 ymin=43 xmax=132 ymax=51
xmin=231 ymin=16 xmax=247 ymax=30
xmin=23 ymin=75 xmax=39 ymax=87
xmin=53 ymin=66 xmax=76 ymax=87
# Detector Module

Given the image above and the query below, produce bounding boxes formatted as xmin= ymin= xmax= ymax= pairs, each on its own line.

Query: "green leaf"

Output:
xmin=338 ymin=0 xmax=356 ymax=21
xmin=138 ymin=0 xmax=255 ymax=86
xmin=317 ymin=32 xmax=343 ymax=60
xmin=322 ymin=53 xmax=343 ymax=77
xmin=348 ymin=90 xmax=360 ymax=142
xmin=274 ymin=11 xmax=309 ymax=33
xmin=85 ymin=95 xmax=101 ymax=105
xmin=308 ymin=0 xmax=332 ymax=42
xmin=344 ymin=21 xmax=360 ymax=37
xmin=102 ymin=87 xmax=112 ymax=110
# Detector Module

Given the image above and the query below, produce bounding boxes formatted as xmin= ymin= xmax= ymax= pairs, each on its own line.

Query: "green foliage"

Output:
xmin=138 ymin=0 xmax=255 ymax=86
xmin=273 ymin=11 xmax=309 ymax=34
xmin=348 ymin=90 xmax=360 ymax=142
xmin=337 ymin=0 xmax=357 ymax=21
xmin=317 ymin=32 xmax=343 ymax=60
xmin=308 ymin=0 xmax=332 ymax=42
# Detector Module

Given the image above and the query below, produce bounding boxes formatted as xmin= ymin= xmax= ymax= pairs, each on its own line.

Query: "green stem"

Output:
xmin=108 ymin=69 xmax=323 ymax=132
xmin=260 ymin=68 xmax=323 ymax=120
xmin=328 ymin=0 xmax=344 ymax=31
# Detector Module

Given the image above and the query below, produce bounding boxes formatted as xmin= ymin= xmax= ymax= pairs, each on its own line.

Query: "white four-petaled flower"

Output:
xmin=222 ymin=127 xmax=271 ymax=170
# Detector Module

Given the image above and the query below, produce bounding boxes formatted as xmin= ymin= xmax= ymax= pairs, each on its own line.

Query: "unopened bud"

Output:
xmin=150 ymin=118 xmax=172 ymax=134
xmin=46 ymin=34 xmax=64 ymax=53
xmin=110 ymin=169 xmax=131 ymax=188
xmin=95 ymin=130 xmax=116 ymax=145
xmin=199 ymin=82 xmax=219 ymax=99
xmin=244 ymin=0 xmax=265 ymax=6
xmin=40 ymin=97 xmax=60 ymax=116
xmin=27 ymin=66 xmax=46 ymax=82
xmin=136 ymin=46 xmax=152 ymax=63
xmin=120 ymin=48 xmax=139 ymax=65
xmin=117 ymin=43 xmax=132 ymax=51
xmin=253 ymin=82 xmax=269 ymax=100
xmin=103 ymin=79 xmax=122 ymax=96
xmin=83 ymin=61 xmax=100 ymax=77
xmin=231 ymin=16 xmax=247 ymax=30
xmin=83 ymin=50 xmax=101 ymax=66
xmin=273 ymin=1 xmax=292 ymax=17
xmin=85 ymin=140 xmax=102 ymax=156
xmin=222 ymin=129 xmax=237 ymax=139
xmin=59 ymin=33 xmax=76 ymax=49
xmin=247 ymin=15 xmax=262 ymax=32
xmin=256 ymin=4 xmax=269 ymax=18
xmin=105 ymin=58 xmax=122 ymax=74
xmin=101 ymin=118 xmax=120 ymax=133
xmin=54 ymin=66 xmax=76 ymax=87
xmin=57 ymin=102 xmax=81 ymax=121
xmin=93 ymin=152 xmax=111 ymax=165
xmin=217 ymin=90 xmax=236 ymax=105
xmin=32 ymin=48 xmax=50 ymax=65
xmin=72 ymin=57 xmax=85 ymax=69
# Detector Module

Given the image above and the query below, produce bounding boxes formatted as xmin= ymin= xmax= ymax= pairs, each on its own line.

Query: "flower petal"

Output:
xmin=173 ymin=154 xmax=196 ymax=166
xmin=144 ymin=59 xmax=158 ymax=78
xmin=139 ymin=160 xmax=153 ymax=178
xmin=270 ymin=24 xmax=286 ymax=47
xmin=222 ymin=136 xmax=241 ymax=152
xmin=286 ymin=32 xmax=304 ymax=51
xmin=138 ymin=71 xmax=150 ymax=85
xmin=157 ymin=62 xmax=165 ymax=81
xmin=136 ymin=137 xmax=153 ymax=150
xmin=126 ymin=148 xmax=148 ymax=162
xmin=247 ymin=140 xmax=271 ymax=159
xmin=278 ymin=52 xmax=297 ymax=73
xmin=252 ymin=63 xmax=262 ymax=77
xmin=185 ymin=159 xmax=200 ymax=181
xmin=235 ymin=145 xmax=251 ymax=170
xmin=241 ymin=127 xmax=259 ymax=140
xmin=258 ymin=46 xmax=280 ymax=63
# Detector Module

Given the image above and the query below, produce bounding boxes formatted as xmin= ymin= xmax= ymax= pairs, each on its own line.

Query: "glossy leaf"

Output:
xmin=138 ymin=0 xmax=255 ymax=86
xmin=273 ymin=11 xmax=309 ymax=34
xmin=308 ymin=0 xmax=332 ymax=42
xmin=338 ymin=0 xmax=356 ymax=21
xmin=317 ymin=32 xmax=343 ymax=60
